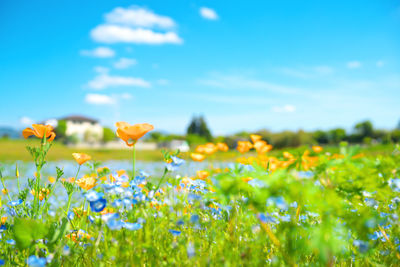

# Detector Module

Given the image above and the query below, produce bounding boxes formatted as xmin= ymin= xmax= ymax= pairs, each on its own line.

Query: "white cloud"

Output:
xmin=272 ymin=105 xmax=296 ymax=113
xmin=314 ymin=65 xmax=334 ymax=75
xmin=156 ymin=79 xmax=169 ymax=85
xmin=20 ymin=116 xmax=34 ymax=126
xmin=91 ymin=24 xmax=183 ymax=44
xmin=80 ymin=47 xmax=115 ymax=58
xmin=105 ymin=7 xmax=176 ymax=28
xmin=87 ymin=73 xmax=151 ymax=90
xmin=114 ymin=58 xmax=137 ymax=69
xmin=85 ymin=94 xmax=116 ymax=105
xmin=347 ymin=61 xmax=361 ymax=69
xmin=94 ymin=66 xmax=109 ymax=73
xmin=376 ymin=60 xmax=385 ymax=67
xmin=200 ymin=7 xmax=218 ymax=20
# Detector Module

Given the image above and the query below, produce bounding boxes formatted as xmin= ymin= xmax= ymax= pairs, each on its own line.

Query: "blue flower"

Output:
xmin=67 ymin=211 xmax=75 ymax=220
xmin=27 ymin=255 xmax=46 ymax=267
xmin=85 ymin=191 xmax=103 ymax=202
xmin=8 ymin=199 xmax=22 ymax=206
xmin=0 ymin=259 xmax=4 ymax=266
xmin=124 ymin=222 xmax=142 ymax=231
xmin=169 ymin=229 xmax=181 ymax=236
xmin=166 ymin=156 xmax=185 ymax=171
xmin=190 ymin=214 xmax=199 ymax=223
xmin=353 ymin=240 xmax=369 ymax=253
xmin=90 ymin=197 xmax=107 ymax=213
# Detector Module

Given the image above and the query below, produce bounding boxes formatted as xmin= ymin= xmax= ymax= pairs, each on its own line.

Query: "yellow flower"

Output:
xmin=30 ymin=188 xmax=50 ymax=201
xmin=2 ymin=189 xmax=8 ymax=195
xmin=253 ymin=140 xmax=273 ymax=154
xmin=115 ymin=121 xmax=154 ymax=147
xmin=1 ymin=217 xmax=7 ymax=225
xmin=22 ymin=124 xmax=56 ymax=142
xmin=48 ymin=176 xmax=56 ymax=183
xmin=72 ymin=153 xmax=92 ymax=165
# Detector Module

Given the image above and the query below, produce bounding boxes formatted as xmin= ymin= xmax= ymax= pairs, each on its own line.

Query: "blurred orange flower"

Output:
xmin=250 ymin=134 xmax=262 ymax=144
xmin=253 ymin=140 xmax=273 ymax=154
xmin=115 ymin=121 xmax=154 ymax=147
xmin=216 ymin=142 xmax=229 ymax=152
xmin=312 ymin=146 xmax=323 ymax=153
xmin=72 ymin=153 xmax=91 ymax=165
xmin=191 ymin=153 xmax=206 ymax=162
xmin=204 ymin=143 xmax=218 ymax=155
xmin=237 ymin=141 xmax=253 ymax=153
xmin=48 ymin=176 xmax=56 ymax=183
xmin=30 ymin=188 xmax=50 ymax=201
xmin=196 ymin=170 xmax=209 ymax=180
xmin=22 ymin=124 xmax=56 ymax=142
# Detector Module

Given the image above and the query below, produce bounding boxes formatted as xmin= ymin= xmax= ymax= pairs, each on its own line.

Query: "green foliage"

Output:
xmin=187 ymin=115 xmax=212 ymax=141
xmin=13 ymin=218 xmax=48 ymax=249
xmin=55 ymin=120 xmax=67 ymax=140
xmin=103 ymin=127 xmax=115 ymax=143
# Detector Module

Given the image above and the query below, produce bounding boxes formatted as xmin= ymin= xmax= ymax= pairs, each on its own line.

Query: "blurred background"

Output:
xmin=0 ymin=0 xmax=399 ymax=159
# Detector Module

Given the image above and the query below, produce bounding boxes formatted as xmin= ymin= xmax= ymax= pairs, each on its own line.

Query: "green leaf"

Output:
xmin=13 ymin=218 xmax=48 ymax=249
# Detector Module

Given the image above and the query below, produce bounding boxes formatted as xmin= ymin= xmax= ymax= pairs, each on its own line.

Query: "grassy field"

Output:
xmin=0 ymin=138 xmax=396 ymax=162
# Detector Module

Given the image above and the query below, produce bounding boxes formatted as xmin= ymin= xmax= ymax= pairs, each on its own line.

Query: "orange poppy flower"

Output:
xmin=204 ymin=143 xmax=217 ymax=155
xmin=1 ymin=217 xmax=7 ymax=225
xmin=75 ymin=176 xmax=97 ymax=190
xmin=237 ymin=141 xmax=253 ymax=153
xmin=22 ymin=124 xmax=56 ymax=142
xmin=312 ymin=146 xmax=323 ymax=153
xmin=115 ymin=121 xmax=154 ymax=147
xmin=190 ymin=153 xmax=206 ymax=162
xmin=216 ymin=142 xmax=229 ymax=152
xmin=253 ymin=140 xmax=273 ymax=154
xmin=250 ymin=134 xmax=262 ymax=144
xmin=72 ymin=153 xmax=92 ymax=165
xmin=196 ymin=170 xmax=209 ymax=180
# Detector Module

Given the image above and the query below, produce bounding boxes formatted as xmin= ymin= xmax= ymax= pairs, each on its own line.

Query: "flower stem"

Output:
xmin=132 ymin=145 xmax=136 ymax=180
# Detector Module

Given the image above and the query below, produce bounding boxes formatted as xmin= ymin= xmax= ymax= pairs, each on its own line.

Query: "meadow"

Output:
xmin=0 ymin=123 xmax=399 ymax=266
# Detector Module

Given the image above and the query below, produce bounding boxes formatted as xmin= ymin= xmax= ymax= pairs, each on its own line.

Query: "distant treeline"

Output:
xmin=148 ymin=116 xmax=400 ymax=149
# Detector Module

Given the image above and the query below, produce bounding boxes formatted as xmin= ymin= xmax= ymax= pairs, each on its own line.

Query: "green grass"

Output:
xmin=0 ymin=138 xmax=396 ymax=163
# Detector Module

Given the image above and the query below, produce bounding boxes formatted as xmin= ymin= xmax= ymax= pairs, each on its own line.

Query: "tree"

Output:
xmin=328 ymin=128 xmax=346 ymax=144
xmin=354 ymin=120 xmax=374 ymax=138
xmin=55 ymin=120 xmax=67 ymax=140
xmin=186 ymin=115 xmax=212 ymax=141
xmin=103 ymin=127 xmax=115 ymax=143
xmin=313 ymin=130 xmax=329 ymax=144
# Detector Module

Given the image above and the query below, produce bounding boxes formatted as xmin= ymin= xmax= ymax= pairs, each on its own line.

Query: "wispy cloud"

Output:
xmin=20 ymin=116 xmax=34 ymax=126
xmin=80 ymin=47 xmax=115 ymax=58
xmin=87 ymin=73 xmax=151 ymax=89
xmin=85 ymin=93 xmax=134 ymax=105
xmin=85 ymin=93 xmax=116 ymax=105
xmin=91 ymin=25 xmax=183 ymax=44
xmin=347 ymin=61 xmax=361 ymax=69
xmin=90 ymin=7 xmax=183 ymax=45
xmin=199 ymin=73 xmax=304 ymax=95
xmin=376 ymin=60 xmax=385 ymax=67
xmin=114 ymin=58 xmax=137 ymax=69
xmin=105 ymin=7 xmax=176 ymax=28
xmin=279 ymin=65 xmax=334 ymax=79
xmin=271 ymin=104 xmax=296 ymax=113
xmin=199 ymin=7 xmax=219 ymax=20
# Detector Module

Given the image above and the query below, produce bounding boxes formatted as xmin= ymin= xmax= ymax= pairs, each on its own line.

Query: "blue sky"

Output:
xmin=0 ymin=0 xmax=399 ymax=135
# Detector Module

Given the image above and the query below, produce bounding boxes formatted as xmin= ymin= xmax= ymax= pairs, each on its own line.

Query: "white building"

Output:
xmin=46 ymin=115 xmax=103 ymax=143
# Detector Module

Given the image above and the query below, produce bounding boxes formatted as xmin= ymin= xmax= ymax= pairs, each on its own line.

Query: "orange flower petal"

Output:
xmin=22 ymin=128 xmax=35 ymax=139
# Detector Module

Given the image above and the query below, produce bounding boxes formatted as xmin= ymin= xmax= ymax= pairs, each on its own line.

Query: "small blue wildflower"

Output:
xmin=388 ymin=178 xmax=400 ymax=192
xmin=353 ymin=240 xmax=369 ymax=253
xmin=166 ymin=156 xmax=185 ymax=172
xmin=90 ymin=198 xmax=107 ymax=213
xmin=176 ymin=219 xmax=184 ymax=226
xmin=106 ymin=219 xmax=124 ymax=230
xmin=0 ymin=259 xmax=4 ymax=265
xmin=169 ymin=229 xmax=181 ymax=236
xmin=67 ymin=211 xmax=75 ymax=220
xmin=8 ymin=199 xmax=22 ymax=206
xmin=124 ymin=222 xmax=142 ymax=231
xmin=63 ymin=245 xmax=70 ymax=256
xmin=190 ymin=214 xmax=199 ymax=223
xmin=85 ymin=191 xmax=103 ymax=202
xmin=27 ymin=255 xmax=46 ymax=267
